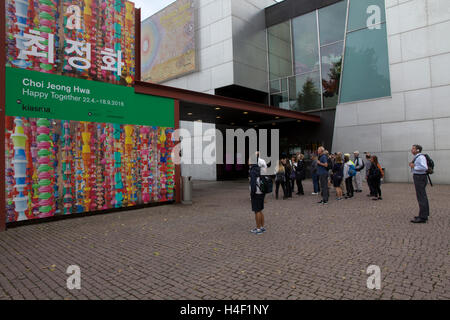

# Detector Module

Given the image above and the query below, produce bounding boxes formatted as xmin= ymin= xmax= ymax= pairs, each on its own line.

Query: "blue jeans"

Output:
xmin=312 ymin=173 xmax=320 ymax=193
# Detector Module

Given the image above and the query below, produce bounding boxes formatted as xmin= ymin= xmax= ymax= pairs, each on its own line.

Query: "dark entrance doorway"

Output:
xmin=134 ymin=81 xmax=321 ymax=181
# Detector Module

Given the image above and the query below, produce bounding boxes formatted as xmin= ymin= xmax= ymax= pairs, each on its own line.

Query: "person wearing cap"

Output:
xmin=353 ymin=151 xmax=364 ymax=193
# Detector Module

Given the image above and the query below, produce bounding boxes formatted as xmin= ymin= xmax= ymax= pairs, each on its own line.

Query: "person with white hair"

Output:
xmin=256 ymin=151 xmax=267 ymax=175
xmin=344 ymin=153 xmax=355 ymax=199
xmin=343 ymin=153 xmax=355 ymax=199
xmin=353 ymin=151 xmax=365 ymax=193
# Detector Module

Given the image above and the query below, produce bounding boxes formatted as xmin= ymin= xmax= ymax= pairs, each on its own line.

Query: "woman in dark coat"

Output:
xmin=274 ymin=160 xmax=287 ymax=199
xmin=295 ymin=153 xmax=306 ymax=195
xmin=283 ymin=157 xmax=293 ymax=198
xmin=332 ymin=152 xmax=344 ymax=200
xmin=368 ymin=155 xmax=383 ymax=201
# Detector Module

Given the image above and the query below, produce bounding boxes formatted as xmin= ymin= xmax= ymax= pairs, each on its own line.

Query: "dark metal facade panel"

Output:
xmin=265 ymin=0 xmax=343 ymax=28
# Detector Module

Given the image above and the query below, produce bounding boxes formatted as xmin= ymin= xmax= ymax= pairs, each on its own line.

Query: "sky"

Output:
xmin=132 ymin=0 xmax=178 ymax=20
xmin=133 ymin=0 xmax=284 ymax=21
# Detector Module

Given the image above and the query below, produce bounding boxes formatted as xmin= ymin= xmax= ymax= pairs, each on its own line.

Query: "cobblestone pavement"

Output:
xmin=0 ymin=180 xmax=449 ymax=300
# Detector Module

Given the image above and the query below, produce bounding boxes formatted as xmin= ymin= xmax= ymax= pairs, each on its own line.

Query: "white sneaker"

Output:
xmin=312 ymin=192 xmax=318 ymax=195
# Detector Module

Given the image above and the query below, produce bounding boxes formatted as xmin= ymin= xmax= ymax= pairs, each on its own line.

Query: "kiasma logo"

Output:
xmin=17 ymin=99 xmax=51 ymax=113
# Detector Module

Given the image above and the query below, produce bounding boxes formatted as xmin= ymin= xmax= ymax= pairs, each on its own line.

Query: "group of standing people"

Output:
xmin=274 ymin=153 xmax=306 ymax=200
xmin=313 ymin=147 xmax=384 ymax=204
xmin=249 ymin=144 xmax=432 ymax=235
xmin=270 ymin=147 xmax=385 ymax=205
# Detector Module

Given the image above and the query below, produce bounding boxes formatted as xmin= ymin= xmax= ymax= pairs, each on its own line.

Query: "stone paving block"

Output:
xmin=0 ymin=181 xmax=449 ymax=300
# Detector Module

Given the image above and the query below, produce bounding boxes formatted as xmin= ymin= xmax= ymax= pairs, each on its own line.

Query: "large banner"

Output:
xmin=6 ymin=0 xmax=135 ymax=85
xmin=6 ymin=67 xmax=174 ymax=126
xmin=4 ymin=0 xmax=177 ymax=223
xmin=141 ymin=0 xmax=196 ymax=83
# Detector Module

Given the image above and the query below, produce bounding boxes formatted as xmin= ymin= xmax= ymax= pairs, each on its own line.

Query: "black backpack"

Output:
xmin=259 ymin=176 xmax=273 ymax=194
xmin=355 ymin=157 xmax=364 ymax=171
xmin=414 ymin=154 xmax=435 ymax=186
xmin=424 ymin=154 xmax=434 ymax=174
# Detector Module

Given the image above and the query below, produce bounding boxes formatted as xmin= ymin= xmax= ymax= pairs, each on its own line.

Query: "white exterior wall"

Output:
xmin=161 ymin=0 xmax=275 ymax=181
xmin=161 ymin=0 xmax=234 ymax=94
xmin=231 ymin=0 xmax=275 ymax=92
xmin=180 ymin=121 xmax=217 ymax=180
xmin=161 ymin=0 xmax=275 ymax=94
xmin=332 ymin=0 xmax=450 ymax=184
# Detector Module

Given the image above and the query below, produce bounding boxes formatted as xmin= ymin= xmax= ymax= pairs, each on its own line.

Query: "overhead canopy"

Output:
xmin=134 ymin=81 xmax=321 ymax=127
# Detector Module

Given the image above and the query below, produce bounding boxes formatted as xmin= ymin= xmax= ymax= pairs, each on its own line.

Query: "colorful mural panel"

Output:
xmin=5 ymin=117 xmax=176 ymax=222
xmin=4 ymin=0 xmax=177 ymax=224
xmin=141 ymin=0 xmax=195 ymax=83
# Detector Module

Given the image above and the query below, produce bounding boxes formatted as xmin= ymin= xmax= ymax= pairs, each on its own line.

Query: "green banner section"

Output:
xmin=5 ymin=67 xmax=174 ymax=127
